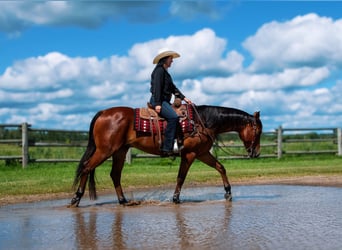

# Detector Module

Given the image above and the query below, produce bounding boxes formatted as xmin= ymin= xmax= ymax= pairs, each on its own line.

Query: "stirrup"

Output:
xmin=173 ymin=139 xmax=184 ymax=153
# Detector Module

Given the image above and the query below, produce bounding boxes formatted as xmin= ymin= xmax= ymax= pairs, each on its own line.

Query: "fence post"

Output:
xmin=337 ymin=128 xmax=342 ymax=156
xmin=126 ymin=148 xmax=132 ymax=164
xmin=277 ymin=126 xmax=283 ymax=159
xmin=21 ymin=123 xmax=29 ymax=168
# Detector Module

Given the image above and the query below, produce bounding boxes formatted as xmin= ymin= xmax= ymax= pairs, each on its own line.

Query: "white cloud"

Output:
xmin=89 ymin=80 xmax=126 ymax=100
xmin=127 ymin=28 xmax=243 ymax=79
xmin=2 ymin=28 xmax=240 ymax=96
xmin=1 ymin=11 xmax=342 ymax=132
xmin=200 ymin=66 xmax=330 ymax=94
xmin=0 ymin=52 xmax=80 ymax=90
xmin=0 ymin=2 xmax=160 ymax=33
xmin=0 ymin=28 xmax=242 ymax=105
xmin=244 ymin=13 xmax=342 ymax=72
xmin=0 ymin=2 xmax=227 ymax=34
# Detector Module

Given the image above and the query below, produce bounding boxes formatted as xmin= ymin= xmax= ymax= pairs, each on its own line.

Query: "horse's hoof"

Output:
xmin=224 ymin=192 xmax=232 ymax=201
xmin=67 ymin=203 xmax=78 ymax=208
xmin=123 ymin=200 xmax=141 ymax=206
xmin=118 ymin=197 xmax=128 ymax=205
xmin=68 ymin=198 xmax=80 ymax=208
xmin=173 ymin=197 xmax=181 ymax=204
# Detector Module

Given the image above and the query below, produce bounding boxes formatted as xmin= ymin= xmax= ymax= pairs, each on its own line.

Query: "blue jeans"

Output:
xmin=150 ymin=97 xmax=178 ymax=151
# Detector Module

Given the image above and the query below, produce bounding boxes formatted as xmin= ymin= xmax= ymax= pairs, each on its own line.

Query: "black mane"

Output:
xmin=195 ymin=105 xmax=254 ymax=131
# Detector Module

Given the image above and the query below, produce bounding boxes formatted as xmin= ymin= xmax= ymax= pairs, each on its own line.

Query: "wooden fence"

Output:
xmin=0 ymin=123 xmax=341 ymax=168
xmin=276 ymin=126 xmax=342 ymax=159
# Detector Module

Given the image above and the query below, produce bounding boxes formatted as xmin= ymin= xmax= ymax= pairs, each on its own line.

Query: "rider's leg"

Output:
xmin=160 ymin=101 xmax=178 ymax=153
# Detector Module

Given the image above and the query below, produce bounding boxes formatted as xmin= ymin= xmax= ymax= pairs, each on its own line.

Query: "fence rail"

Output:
xmin=276 ymin=126 xmax=341 ymax=159
xmin=0 ymin=123 xmax=341 ymax=167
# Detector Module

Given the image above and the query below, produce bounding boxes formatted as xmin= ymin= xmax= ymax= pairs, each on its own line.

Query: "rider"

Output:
xmin=149 ymin=50 xmax=192 ymax=157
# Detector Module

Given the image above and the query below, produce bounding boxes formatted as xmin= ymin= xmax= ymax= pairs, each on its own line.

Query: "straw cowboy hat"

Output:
xmin=153 ymin=50 xmax=180 ymax=64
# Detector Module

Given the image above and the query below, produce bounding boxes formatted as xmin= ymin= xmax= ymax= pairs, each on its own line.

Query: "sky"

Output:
xmin=0 ymin=1 xmax=342 ymax=132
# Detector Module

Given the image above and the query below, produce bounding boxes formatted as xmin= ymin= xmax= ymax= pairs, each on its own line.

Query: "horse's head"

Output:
xmin=239 ymin=111 xmax=262 ymax=158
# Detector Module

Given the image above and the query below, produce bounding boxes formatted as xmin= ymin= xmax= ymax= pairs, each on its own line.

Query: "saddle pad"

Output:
xmin=134 ymin=105 xmax=194 ymax=135
xmin=134 ymin=108 xmax=165 ymax=134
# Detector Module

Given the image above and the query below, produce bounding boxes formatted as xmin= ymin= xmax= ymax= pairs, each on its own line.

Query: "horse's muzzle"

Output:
xmin=248 ymin=148 xmax=260 ymax=158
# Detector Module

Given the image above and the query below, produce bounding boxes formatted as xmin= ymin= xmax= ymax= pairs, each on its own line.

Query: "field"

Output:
xmin=1 ymin=154 xmax=341 ymax=205
xmin=1 ymin=127 xmax=341 ymax=205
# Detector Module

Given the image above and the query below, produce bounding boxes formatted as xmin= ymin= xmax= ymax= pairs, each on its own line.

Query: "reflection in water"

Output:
xmin=112 ymin=209 xmax=124 ymax=249
xmin=1 ymin=185 xmax=342 ymax=250
xmin=74 ymin=212 xmax=98 ymax=249
xmin=72 ymin=202 xmax=233 ymax=250
xmin=174 ymin=202 xmax=233 ymax=249
xmin=73 ymin=208 xmax=123 ymax=249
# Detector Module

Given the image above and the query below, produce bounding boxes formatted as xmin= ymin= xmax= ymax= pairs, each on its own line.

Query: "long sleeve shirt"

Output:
xmin=150 ymin=65 xmax=185 ymax=106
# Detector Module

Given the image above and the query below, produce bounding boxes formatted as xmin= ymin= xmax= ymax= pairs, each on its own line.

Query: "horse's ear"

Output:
xmin=254 ymin=111 xmax=260 ymax=120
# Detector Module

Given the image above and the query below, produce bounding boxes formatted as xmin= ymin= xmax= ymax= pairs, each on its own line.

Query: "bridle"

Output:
xmin=214 ymin=116 xmax=259 ymax=158
xmin=246 ymin=119 xmax=258 ymax=157
xmin=189 ymin=104 xmax=260 ymax=158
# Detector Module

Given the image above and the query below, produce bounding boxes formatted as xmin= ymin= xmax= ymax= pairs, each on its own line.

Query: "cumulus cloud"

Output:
xmin=1 ymin=11 xmax=342 ymax=131
xmin=200 ymin=66 xmax=330 ymax=94
xmin=244 ymin=13 xmax=342 ymax=72
xmin=0 ymin=28 xmax=245 ymax=128
xmin=89 ymin=80 xmax=127 ymax=100
xmin=0 ymin=28 xmax=242 ymax=100
xmin=221 ymin=82 xmax=342 ymax=129
xmin=0 ymin=1 xmax=229 ymax=34
xmin=0 ymin=2 xmax=163 ymax=33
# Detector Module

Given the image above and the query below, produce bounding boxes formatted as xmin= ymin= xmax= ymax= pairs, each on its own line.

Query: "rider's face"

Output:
xmin=164 ymin=56 xmax=173 ymax=68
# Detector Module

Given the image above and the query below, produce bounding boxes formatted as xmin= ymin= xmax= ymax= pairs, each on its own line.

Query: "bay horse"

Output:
xmin=69 ymin=105 xmax=262 ymax=207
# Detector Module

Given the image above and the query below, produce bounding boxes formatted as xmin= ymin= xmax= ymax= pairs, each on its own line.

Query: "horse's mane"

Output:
xmin=195 ymin=105 xmax=254 ymax=130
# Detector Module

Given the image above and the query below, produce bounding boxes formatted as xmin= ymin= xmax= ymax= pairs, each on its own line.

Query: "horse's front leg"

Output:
xmin=197 ymin=152 xmax=232 ymax=201
xmin=173 ymin=153 xmax=196 ymax=203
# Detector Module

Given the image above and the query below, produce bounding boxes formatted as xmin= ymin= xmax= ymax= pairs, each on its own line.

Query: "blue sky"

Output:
xmin=0 ymin=1 xmax=342 ymax=132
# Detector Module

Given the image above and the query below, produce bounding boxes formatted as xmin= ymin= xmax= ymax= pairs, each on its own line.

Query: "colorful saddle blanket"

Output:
xmin=134 ymin=104 xmax=195 ymax=135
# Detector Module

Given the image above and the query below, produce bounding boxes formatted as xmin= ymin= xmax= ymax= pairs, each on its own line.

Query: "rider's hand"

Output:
xmin=155 ymin=105 xmax=161 ymax=113
xmin=184 ymin=97 xmax=192 ymax=104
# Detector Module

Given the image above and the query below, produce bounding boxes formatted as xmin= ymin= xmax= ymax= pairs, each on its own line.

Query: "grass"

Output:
xmin=0 ymin=155 xmax=341 ymax=200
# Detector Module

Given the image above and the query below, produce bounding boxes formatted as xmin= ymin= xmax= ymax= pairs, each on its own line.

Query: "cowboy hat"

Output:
xmin=153 ymin=50 xmax=180 ymax=64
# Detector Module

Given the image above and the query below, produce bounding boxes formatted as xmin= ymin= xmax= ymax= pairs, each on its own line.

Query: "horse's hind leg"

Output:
xmin=70 ymin=150 xmax=109 ymax=207
xmin=197 ymin=152 xmax=232 ymax=201
xmin=70 ymin=173 xmax=89 ymax=207
xmin=110 ymin=146 xmax=129 ymax=204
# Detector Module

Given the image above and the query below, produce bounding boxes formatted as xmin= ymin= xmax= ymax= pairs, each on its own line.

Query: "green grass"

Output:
xmin=0 ymin=155 xmax=341 ymax=200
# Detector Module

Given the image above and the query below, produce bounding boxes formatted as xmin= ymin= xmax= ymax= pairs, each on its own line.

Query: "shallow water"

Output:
xmin=1 ymin=185 xmax=341 ymax=250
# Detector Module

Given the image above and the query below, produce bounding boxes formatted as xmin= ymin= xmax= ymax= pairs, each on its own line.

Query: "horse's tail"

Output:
xmin=72 ymin=111 xmax=102 ymax=200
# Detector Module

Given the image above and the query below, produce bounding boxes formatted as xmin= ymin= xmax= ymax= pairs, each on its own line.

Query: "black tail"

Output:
xmin=72 ymin=111 xmax=102 ymax=196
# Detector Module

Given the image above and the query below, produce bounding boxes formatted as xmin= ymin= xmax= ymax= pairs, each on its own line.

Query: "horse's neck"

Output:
xmin=215 ymin=121 xmax=244 ymax=135
xmin=198 ymin=106 xmax=249 ymax=135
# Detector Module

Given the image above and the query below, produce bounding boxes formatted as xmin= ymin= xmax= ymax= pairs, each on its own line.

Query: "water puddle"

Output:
xmin=1 ymin=185 xmax=341 ymax=249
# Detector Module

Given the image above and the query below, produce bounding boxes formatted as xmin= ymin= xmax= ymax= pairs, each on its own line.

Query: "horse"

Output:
xmin=69 ymin=104 xmax=262 ymax=207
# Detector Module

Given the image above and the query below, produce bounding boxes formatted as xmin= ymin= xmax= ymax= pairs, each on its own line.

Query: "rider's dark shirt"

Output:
xmin=150 ymin=65 xmax=185 ymax=106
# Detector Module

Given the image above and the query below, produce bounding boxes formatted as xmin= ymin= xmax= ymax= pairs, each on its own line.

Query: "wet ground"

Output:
xmin=1 ymin=185 xmax=341 ymax=250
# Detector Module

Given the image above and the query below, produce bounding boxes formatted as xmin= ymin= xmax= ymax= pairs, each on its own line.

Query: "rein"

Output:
xmin=190 ymin=104 xmax=216 ymax=143
xmin=213 ymin=137 xmax=248 ymax=158
xmin=213 ymin=117 xmax=258 ymax=158
xmin=189 ymin=104 xmax=257 ymax=158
